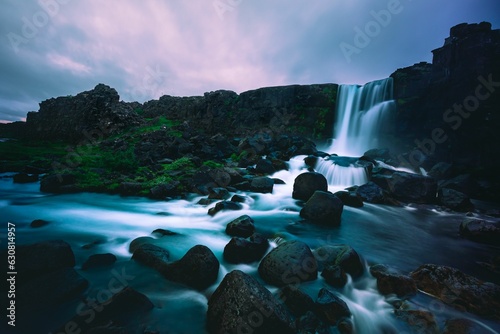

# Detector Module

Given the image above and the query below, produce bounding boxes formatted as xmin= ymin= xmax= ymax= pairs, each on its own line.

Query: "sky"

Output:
xmin=0 ymin=0 xmax=499 ymax=122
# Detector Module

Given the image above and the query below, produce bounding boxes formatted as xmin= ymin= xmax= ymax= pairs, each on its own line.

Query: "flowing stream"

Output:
xmin=1 ymin=79 xmax=500 ymax=333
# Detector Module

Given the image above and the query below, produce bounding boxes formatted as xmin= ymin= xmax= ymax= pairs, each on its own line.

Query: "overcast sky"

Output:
xmin=1 ymin=0 xmax=499 ymax=122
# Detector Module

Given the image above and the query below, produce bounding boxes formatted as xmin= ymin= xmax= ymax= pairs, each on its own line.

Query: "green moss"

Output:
xmin=0 ymin=139 xmax=68 ymax=170
xmin=203 ymin=160 xmax=224 ymax=169
xmin=163 ymin=157 xmax=195 ymax=172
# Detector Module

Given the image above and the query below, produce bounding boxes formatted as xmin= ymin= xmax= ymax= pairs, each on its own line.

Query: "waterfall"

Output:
xmin=329 ymin=78 xmax=395 ymax=157
xmin=317 ymin=78 xmax=395 ymax=188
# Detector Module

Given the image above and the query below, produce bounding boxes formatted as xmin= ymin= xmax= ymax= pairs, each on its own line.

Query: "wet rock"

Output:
xmin=439 ymin=174 xmax=478 ymax=197
xmin=149 ymin=181 xmax=180 ymax=199
xmin=209 ymin=168 xmax=233 ymax=187
xmin=225 ymin=215 xmax=255 ymax=238
xmin=296 ymin=311 xmax=330 ymax=334
xmin=258 ymin=240 xmax=318 ymax=287
xmin=17 ymin=268 xmax=88 ymax=311
xmin=208 ymin=187 xmax=230 ymax=200
xmin=369 ymin=264 xmax=417 ymax=298
xmin=459 ymin=217 xmax=500 ymax=244
xmin=411 ymin=264 xmax=500 ymax=319
xmin=292 ymin=172 xmax=328 ymax=201
xmin=208 ymin=200 xmax=243 ymax=216
xmin=151 ymin=228 xmax=178 ymax=236
xmin=55 ymin=287 xmax=154 ymax=334
xmin=230 ymin=194 xmax=246 ymax=203
xmin=13 ymin=173 xmax=39 ymax=183
xmin=321 ymin=264 xmax=348 ymax=288
xmin=333 ymin=190 xmax=364 ymax=208
xmin=13 ymin=240 xmax=75 ymax=281
xmin=82 ymin=253 xmax=117 ymax=270
xmin=207 ymin=270 xmax=295 ymax=334
xmin=442 ymin=318 xmax=474 ymax=334
xmin=255 ymin=158 xmax=276 ymax=174
xmin=362 ymin=148 xmax=392 ymax=162
xmin=438 ymin=188 xmax=474 ymax=212
xmin=394 ymin=309 xmax=439 ymax=334
xmin=223 ymin=234 xmax=269 ymax=264
xmin=277 ymin=285 xmax=315 ymax=317
xmin=250 ymin=176 xmax=274 ymax=193
xmin=118 ymin=182 xmax=144 ymax=196
xmin=313 ymin=244 xmax=364 ymax=278
xmin=163 ymin=245 xmax=219 ymax=290
xmin=129 ymin=236 xmax=156 ymax=253
xmin=132 ymin=244 xmax=170 ymax=273
xmin=30 ymin=219 xmax=50 ymax=228
xmin=356 ymin=181 xmax=386 ymax=204
xmin=314 ymin=288 xmax=351 ymax=325
xmin=300 ymin=191 xmax=344 ymax=225
xmin=40 ymin=174 xmax=77 ymax=193
xmin=372 ymin=171 xmax=437 ymax=204
xmin=427 ymin=162 xmax=453 ymax=180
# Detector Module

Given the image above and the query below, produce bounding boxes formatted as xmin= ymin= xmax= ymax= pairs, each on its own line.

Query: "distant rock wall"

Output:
xmin=391 ymin=22 xmax=500 ymax=168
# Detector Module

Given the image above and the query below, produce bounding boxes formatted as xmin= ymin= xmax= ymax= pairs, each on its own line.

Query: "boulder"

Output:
xmin=369 ymin=264 xmax=417 ymax=298
xmin=250 ymin=176 xmax=274 ymax=193
xmin=300 ymin=191 xmax=344 ymax=225
xmin=258 ymin=240 xmax=318 ymax=287
xmin=225 ymin=215 xmax=255 ymax=238
xmin=17 ymin=268 xmax=88 ymax=311
xmin=223 ymin=234 xmax=269 ymax=264
xmin=277 ymin=285 xmax=315 ymax=317
xmin=321 ymin=264 xmax=348 ymax=288
xmin=208 ymin=187 xmax=230 ymax=200
xmin=292 ymin=172 xmax=328 ymax=201
xmin=356 ymin=182 xmax=386 ymax=204
xmin=313 ymin=244 xmax=364 ymax=278
xmin=14 ymin=240 xmax=75 ymax=281
xmin=132 ymin=244 xmax=170 ymax=273
xmin=207 ymin=270 xmax=295 ymax=334
xmin=255 ymin=159 xmax=276 ymax=174
xmin=372 ymin=171 xmax=437 ymax=203
xmin=411 ymin=264 xmax=500 ymax=319
xmin=439 ymin=174 xmax=478 ymax=197
xmin=442 ymin=318 xmax=475 ymax=334
xmin=314 ymin=288 xmax=351 ymax=325
xmin=208 ymin=201 xmax=243 ymax=216
xmin=333 ymin=190 xmax=363 ymax=208
xmin=459 ymin=218 xmax=500 ymax=244
xmin=427 ymin=162 xmax=453 ymax=180
xmin=149 ymin=181 xmax=180 ymax=199
xmin=30 ymin=219 xmax=50 ymax=228
xmin=55 ymin=287 xmax=154 ymax=333
xmin=128 ymin=236 xmax=156 ymax=253
xmin=438 ymin=188 xmax=474 ymax=211
xmin=163 ymin=245 xmax=219 ymax=290
xmin=394 ymin=309 xmax=439 ymax=334
xmin=40 ymin=174 xmax=77 ymax=193
xmin=82 ymin=253 xmax=117 ymax=270
xmin=13 ymin=173 xmax=39 ymax=183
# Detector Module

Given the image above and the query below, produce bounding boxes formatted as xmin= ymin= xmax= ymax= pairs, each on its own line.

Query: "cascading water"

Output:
xmin=316 ymin=78 xmax=395 ymax=188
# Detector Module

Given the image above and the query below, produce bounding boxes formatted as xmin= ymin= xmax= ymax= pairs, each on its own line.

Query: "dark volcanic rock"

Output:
xmin=411 ymin=264 xmax=500 ymax=319
xmin=373 ymin=171 xmax=437 ymax=203
xmin=17 ymin=268 xmax=88 ymax=311
xmin=394 ymin=309 xmax=439 ymax=334
xmin=258 ymin=240 xmax=318 ymax=287
xmin=30 ymin=219 xmax=50 ymax=228
xmin=438 ymin=188 xmax=474 ymax=211
xmin=250 ymin=176 xmax=274 ymax=193
xmin=82 ymin=253 xmax=117 ymax=270
xmin=255 ymin=158 xmax=276 ymax=174
xmin=321 ymin=265 xmax=348 ymax=288
xmin=55 ymin=287 xmax=154 ymax=333
xmin=163 ymin=245 xmax=219 ymax=290
xmin=132 ymin=244 xmax=170 ymax=273
xmin=223 ymin=234 xmax=269 ymax=264
xmin=14 ymin=240 xmax=75 ymax=280
xmin=333 ymin=190 xmax=364 ymax=208
xmin=13 ymin=173 xmax=38 ymax=183
xmin=356 ymin=181 xmax=386 ymax=204
xmin=277 ymin=285 xmax=315 ymax=317
xmin=40 ymin=174 xmax=77 ymax=193
xmin=313 ymin=244 xmax=364 ymax=278
xmin=314 ymin=288 xmax=351 ymax=325
xmin=459 ymin=218 xmax=500 ymax=244
xmin=207 ymin=270 xmax=295 ymax=334
xmin=300 ymin=191 xmax=344 ymax=225
xmin=225 ymin=215 xmax=255 ymax=238
xmin=369 ymin=264 xmax=417 ymax=298
xmin=292 ymin=172 xmax=328 ymax=201
xmin=208 ymin=200 xmax=243 ymax=216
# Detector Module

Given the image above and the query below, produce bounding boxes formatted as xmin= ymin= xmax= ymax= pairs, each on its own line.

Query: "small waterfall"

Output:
xmin=329 ymin=78 xmax=395 ymax=157
xmin=317 ymin=78 xmax=395 ymax=187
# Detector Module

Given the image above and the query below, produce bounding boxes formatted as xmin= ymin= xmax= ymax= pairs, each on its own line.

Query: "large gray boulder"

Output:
xmin=258 ymin=240 xmax=317 ymax=287
xmin=292 ymin=172 xmax=328 ymax=201
xmin=300 ymin=191 xmax=344 ymax=225
xmin=207 ymin=270 xmax=295 ymax=334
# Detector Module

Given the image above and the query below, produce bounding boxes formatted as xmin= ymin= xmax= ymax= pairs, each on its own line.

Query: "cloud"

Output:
xmin=0 ymin=0 xmax=499 ymax=122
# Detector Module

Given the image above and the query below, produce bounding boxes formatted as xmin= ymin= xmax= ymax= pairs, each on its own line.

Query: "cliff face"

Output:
xmin=24 ymin=84 xmax=143 ymax=142
xmin=391 ymin=22 xmax=500 ymax=168
xmin=142 ymin=84 xmax=338 ymax=139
